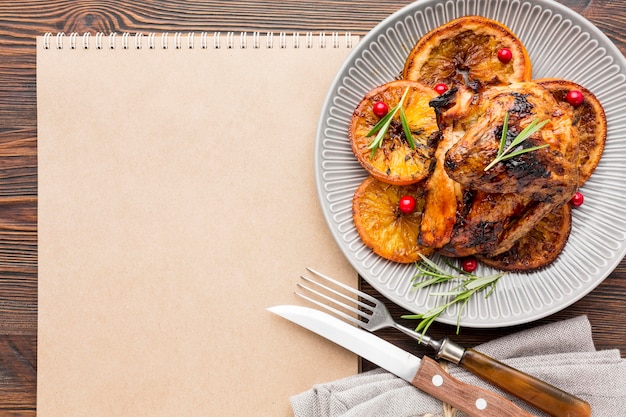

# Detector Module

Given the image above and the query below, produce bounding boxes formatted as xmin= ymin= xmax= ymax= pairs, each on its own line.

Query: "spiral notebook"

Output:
xmin=37 ymin=32 xmax=358 ymax=417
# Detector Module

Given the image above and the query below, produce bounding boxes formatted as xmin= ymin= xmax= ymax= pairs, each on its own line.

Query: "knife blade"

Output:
xmin=269 ymin=305 xmax=535 ymax=417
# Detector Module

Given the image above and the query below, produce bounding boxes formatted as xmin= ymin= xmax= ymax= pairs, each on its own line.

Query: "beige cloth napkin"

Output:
xmin=291 ymin=316 xmax=626 ymax=416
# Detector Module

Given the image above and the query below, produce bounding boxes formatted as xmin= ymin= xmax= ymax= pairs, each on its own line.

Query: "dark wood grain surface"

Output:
xmin=0 ymin=0 xmax=624 ymax=414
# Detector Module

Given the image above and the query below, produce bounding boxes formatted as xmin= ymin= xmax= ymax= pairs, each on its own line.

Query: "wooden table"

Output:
xmin=0 ymin=0 xmax=624 ymax=414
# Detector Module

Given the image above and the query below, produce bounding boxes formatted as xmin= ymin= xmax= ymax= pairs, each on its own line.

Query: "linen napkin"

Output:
xmin=291 ymin=316 xmax=626 ymax=416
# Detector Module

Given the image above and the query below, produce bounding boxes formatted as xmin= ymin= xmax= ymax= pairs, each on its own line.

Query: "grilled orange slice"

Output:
xmin=349 ymin=80 xmax=440 ymax=185
xmin=403 ymin=16 xmax=532 ymax=90
xmin=535 ymin=78 xmax=607 ymax=186
xmin=352 ymin=176 xmax=435 ymax=263
xmin=477 ymin=203 xmax=571 ymax=271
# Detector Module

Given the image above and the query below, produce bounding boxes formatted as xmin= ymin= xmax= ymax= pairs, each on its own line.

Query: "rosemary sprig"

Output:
xmin=366 ymin=87 xmax=415 ymax=158
xmin=484 ymin=112 xmax=550 ymax=171
xmin=399 ymin=105 xmax=417 ymax=149
xmin=401 ymin=254 xmax=505 ymax=336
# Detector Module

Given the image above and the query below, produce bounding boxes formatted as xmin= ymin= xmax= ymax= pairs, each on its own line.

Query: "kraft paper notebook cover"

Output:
xmin=37 ymin=32 xmax=358 ymax=416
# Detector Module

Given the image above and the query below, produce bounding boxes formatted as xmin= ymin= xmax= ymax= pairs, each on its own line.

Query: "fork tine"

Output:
xmin=296 ymin=281 xmax=369 ymax=321
xmin=306 ymin=267 xmax=380 ymax=305
xmin=294 ymin=287 xmax=363 ymax=327
xmin=299 ymin=275 xmax=373 ymax=312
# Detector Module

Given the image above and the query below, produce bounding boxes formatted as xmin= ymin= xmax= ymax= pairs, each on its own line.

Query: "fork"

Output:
xmin=296 ymin=267 xmax=447 ymax=352
xmin=296 ymin=267 xmax=592 ymax=417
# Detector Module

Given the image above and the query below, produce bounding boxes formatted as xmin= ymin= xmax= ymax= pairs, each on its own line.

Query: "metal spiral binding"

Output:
xmin=43 ymin=31 xmax=355 ymax=50
xmin=95 ymin=33 xmax=104 ymax=49
xmin=266 ymin=32 xmax=273 ymax=49
xmin=135 ymin=33 xmax=143 ymax=49
xmin=122 ymin=33 xmax=130 ymax=49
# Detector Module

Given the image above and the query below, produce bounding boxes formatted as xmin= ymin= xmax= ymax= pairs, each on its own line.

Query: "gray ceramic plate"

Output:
xmin=315 ymin=0 xmax=626 ymax=327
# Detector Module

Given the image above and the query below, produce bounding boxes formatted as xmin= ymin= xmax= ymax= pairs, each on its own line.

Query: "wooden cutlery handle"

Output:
xmin=412 ymin=356 xmax=535 ymax=417
xmin=459 ymin=348 xmax=591 ymax=417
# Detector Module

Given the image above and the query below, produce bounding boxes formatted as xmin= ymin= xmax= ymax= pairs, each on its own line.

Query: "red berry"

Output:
xmin=372 ymin=101 xmax=389 ymax=117
xmin=566 ymin=90 xmax=584 ymax=107
xmin=461 ymin=258 xmax=478 ymax=273
xmin=497 ymin=48 xmax=513 ymax=63
xmin=398 ymin=195 xmax=416 ymax=214
xmin=434 ymin=83 xmax=448 ymax=95
xmin=570 ymin=191 xmax=584 ymax=207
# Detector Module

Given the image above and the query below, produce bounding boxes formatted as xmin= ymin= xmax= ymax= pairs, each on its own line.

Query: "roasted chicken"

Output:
xmin=426 ymin=82 xmax=579 ymax=255
xmin=444 ymin=82 xmax=579 ymax=204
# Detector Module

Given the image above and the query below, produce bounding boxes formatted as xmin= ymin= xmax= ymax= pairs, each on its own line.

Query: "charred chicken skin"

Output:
xmin=443 ymin=82 xmax=579 ymax=204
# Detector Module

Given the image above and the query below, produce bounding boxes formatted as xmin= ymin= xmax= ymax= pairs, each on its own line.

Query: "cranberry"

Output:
xmin=434 ymin=83 xmax=448 ymax=95
xmin=570 ymin=191 xmax=584 ymax=207
xmin=461 ymin=258 xmax=478 ymax=273
xmin=398 ymin=195 xmax=416 ymax=214
xmin=497 ymin=48 xmax=513 ymax=63
xmin=566 ymin=90 xmax=584 ymax=107
xmin=372 ymin=101 xmax=389 ymax=117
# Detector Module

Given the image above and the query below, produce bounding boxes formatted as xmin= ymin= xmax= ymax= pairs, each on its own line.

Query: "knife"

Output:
xmin=269 ymin=305 xmax=536 ymax=417
xmin=295 ymin=267 xmax=591 ymax=417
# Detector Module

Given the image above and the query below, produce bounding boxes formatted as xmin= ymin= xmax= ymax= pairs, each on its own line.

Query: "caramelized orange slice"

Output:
xmin=535 ymin=78 xmax=607 ymax=186
xmin=352 ymin=176 xmax=435 ymax=263
xmin=404 ymin=16 xmax=532 ymax=90
xmin=349 ymin=80 xmax=440 ymax=185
